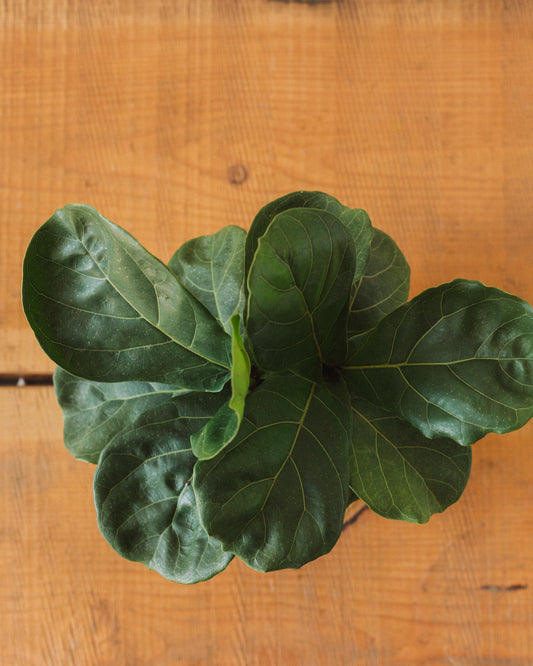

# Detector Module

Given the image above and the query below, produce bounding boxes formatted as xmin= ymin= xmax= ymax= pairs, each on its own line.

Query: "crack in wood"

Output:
xmin=342 ymin=504 xmax=368 ymax=531
xmin=480 ymin=583 xmax=528 ymax=592
xmin=268 ymin=0 xmax=335 ymax=5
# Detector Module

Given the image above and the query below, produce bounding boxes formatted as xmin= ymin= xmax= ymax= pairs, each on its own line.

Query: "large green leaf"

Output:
xmin=245 ymin=191 xmax=372 ymax=282
xmin=246 ymin=207 xmax=356 ymax=375
xmin=349 ymin=228 xmax=410 ymax=336
xmin=94 ymin=398 xmax=233 ymax=584
xmin=191 ymin=314 xmax=251 ymax=460
xmin=22 ymin=204 xmax=231 ymax=390
xmin=350 ymin=397 xmax=471 ymax=523
xmin=168 ymin=225 xmax=246 ymax=335
xmin=54 ymin=367 xmax=190 ymax=464
xmin=342 ymin=279 xmax=533 ymax=446
xmin=194 ymin=373 xmax=352 ymax=572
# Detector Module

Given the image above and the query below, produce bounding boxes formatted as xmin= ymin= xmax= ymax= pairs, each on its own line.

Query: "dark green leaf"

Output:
xmin=22 ymin=204 xmax=231 ymax=390
xmin=94 ymin=397 xmax=233 ymax=584
xmin=342 ymin=279 xmax=533 ymax=445
xmin=245 ymin=191 xmax=372 ymax=282
xmin=54 ymin=367 xmax=189 ymax=464
xmin=338 ymin=208 xmax=372 ymax=282
xmin=168 ymin=225 xmax=246 ymax=335
xmin=347 ymin=489 xmax=360 ymax=505
xmin=246 ymin=207 xmax=356 ymax=375
xmin=350 ymin=397 xmax=471 ymax=523
xmin=194 ymin=373 xmax=352 ymax=572
xmin=191 ymin=314 xmax=251 ymax=460
xmin=349 ymin=228 xmax=410 ymax=336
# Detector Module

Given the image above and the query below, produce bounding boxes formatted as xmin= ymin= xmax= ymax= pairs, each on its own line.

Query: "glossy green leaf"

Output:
xmin=247 ymin=207 xmax=356 ymax=375
xmin=194 ymin=373 xmax=352 ymax=572
xmin=350 ymin=397 xmax=471 ymax=523
xmin=349 ymin=228 xmax=410 ymax=336
xmin=22 ymin=204 xmax=231 ymax=390
xmin=342 ymin=279 xmax=533 ymax=445
xmin=54 ymin=367 xmax=189 ymax=464
xmin=168 ymin=225 xmax=246 ymax=334
xmin=94 ymin=398 xmax=233 ymax=584
xmin=191 ymin=314 xmax=251 ymax=460
xmin=245 ymin=190 xmax=372 ymax=282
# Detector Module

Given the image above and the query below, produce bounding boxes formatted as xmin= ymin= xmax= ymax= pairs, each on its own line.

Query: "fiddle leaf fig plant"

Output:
xmin=22 ymin=191 xmax=533 ymax=583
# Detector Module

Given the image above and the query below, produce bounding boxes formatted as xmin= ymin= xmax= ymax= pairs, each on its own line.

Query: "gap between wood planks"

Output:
xmin=0 ymin=374 xmax=53 ymax=386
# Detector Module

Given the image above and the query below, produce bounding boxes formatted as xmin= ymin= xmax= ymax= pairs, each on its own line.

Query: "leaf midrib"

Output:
xmin=75 ymin=218 xmax=230 ymax=370
xmin=220 ymin=383 xmax=317 ymax=553
xmin=343 ymin=356 xmax=530 ymax=370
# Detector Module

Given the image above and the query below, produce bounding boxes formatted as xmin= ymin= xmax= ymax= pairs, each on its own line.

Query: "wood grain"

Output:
xmin=2 ymin=0 xmax=533 ymax=372
xmin=2 ymin=387 xmax=532 ymax=665
xmin=2 ymin=1 xmax=533 ymax=664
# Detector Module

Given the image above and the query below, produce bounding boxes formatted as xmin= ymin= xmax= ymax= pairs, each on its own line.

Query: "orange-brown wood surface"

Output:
xmin=2 ymin=1 xmax=533 ymax=664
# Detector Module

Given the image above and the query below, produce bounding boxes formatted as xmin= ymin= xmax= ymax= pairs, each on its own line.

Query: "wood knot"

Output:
xmin=227 ymin=164 xmax=248 ymax=185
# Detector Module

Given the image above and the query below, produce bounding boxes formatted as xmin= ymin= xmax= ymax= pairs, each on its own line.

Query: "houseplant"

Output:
xmin=22 ymin=191 xmax=533 ymax=583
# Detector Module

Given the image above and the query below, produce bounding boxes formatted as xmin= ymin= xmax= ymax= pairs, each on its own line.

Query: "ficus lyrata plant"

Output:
xmin=22 ymin=191 xmax=533 ymax=583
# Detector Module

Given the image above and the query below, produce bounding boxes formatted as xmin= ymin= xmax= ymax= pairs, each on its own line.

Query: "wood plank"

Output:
xmin=2 ymin=0 xmax=533 ymax=372
xmin=4 ymin=3 xmax=533 ymax=665
xmin=2 ymin=386 xmax=533 ymax=665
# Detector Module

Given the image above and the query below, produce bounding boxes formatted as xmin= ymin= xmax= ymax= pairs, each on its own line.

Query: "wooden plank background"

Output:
xmin=2 ymin=0 xmax=533 ymax=663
